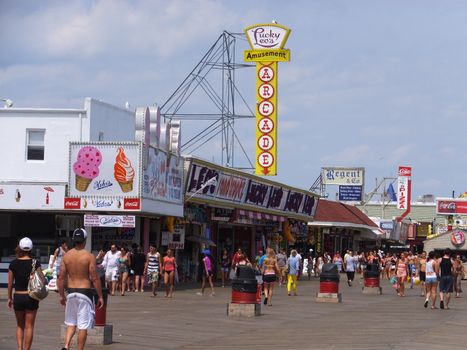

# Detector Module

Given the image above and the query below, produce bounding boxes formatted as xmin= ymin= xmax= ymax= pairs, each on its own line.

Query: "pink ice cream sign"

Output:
xmin=73 ymin=146 xmax=102 ymax=191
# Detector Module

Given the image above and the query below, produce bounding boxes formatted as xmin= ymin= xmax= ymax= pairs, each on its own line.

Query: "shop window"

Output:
xmin=26 ymin=129 xmax=45 ymax=160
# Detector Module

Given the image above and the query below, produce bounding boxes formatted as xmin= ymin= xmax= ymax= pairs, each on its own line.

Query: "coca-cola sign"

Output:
xmin=398 ymin=166 xmax=412 ymax=177
xmin=437 ymin=199 xmax=467 ymax=215
xmin=124 ymin=198 xmax=141 ymax=210
xmin=64 ymin=197 xmax=81 ymax=209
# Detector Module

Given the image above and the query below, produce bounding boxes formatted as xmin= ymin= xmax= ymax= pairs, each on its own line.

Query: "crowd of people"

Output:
xmin=6 ymin=232 xmax=466 ymax=349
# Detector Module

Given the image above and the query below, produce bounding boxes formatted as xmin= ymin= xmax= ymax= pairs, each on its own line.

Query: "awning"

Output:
xmin=185 ymin=235 xmax=217 ymax=247
xmin=238 ymin=209 xmax=286 ymax=222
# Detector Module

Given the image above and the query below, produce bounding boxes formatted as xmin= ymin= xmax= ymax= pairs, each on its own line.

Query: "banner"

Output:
xmin=397 ymin=177 xmax=409 ymax=210
xmin=84 ymin=215 xmax=136 ymax=228
xmin=437 ymin=198 xmax=467 ymax=215
xmin=0 ymin=183 xmax=65 ymax=210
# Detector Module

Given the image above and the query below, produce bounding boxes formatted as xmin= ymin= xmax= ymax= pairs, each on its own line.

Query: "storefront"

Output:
xmin=308 ymin=199 xmax=382 ymax=255
xmin=183 ymin=157 xmax=319 ymax=279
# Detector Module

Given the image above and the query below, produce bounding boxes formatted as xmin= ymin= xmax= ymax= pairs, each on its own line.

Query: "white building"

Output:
xmin=0 ymin=98 xmax=184 ymax=272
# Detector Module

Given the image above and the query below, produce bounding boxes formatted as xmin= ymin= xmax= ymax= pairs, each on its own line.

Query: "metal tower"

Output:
xmin=160 ymin=31 xmax=255 ymax=170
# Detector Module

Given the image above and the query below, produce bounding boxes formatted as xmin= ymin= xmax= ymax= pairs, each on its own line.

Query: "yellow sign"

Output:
xmin=255 ymin=62 xmax=277 ymax=175
xmin=244 ymin=49 xmax=290 ymax=62
xmin=245 ymin=23 xmax=291 ymax=176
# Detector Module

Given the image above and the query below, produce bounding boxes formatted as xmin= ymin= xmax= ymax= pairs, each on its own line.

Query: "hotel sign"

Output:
xmin=244 ymin=23 xmax=291 ymax=176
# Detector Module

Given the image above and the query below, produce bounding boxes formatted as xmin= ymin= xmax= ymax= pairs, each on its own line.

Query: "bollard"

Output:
xmin=316 ymin=263 xmax=342 ymax=303
xmin=362 ymin=263 xmax=382 ymax=295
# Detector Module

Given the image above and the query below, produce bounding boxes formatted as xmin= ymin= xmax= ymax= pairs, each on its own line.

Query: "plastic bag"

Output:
xmin=28 ymin=260 xmax=48 ymax=301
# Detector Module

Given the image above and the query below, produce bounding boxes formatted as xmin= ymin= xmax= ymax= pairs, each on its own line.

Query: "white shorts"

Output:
xmin=105 ymin=268 xmax=119 ymax=282
xmin=65 ymin=293 xmax=95 ymax=330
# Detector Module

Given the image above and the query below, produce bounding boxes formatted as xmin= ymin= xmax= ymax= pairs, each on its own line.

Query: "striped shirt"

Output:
xmin=147 ymin=252 xmax=160 ymax=273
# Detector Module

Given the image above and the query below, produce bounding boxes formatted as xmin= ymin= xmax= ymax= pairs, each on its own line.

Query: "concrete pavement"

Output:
xmin=1 ymin=276 xmax=466 ymax=349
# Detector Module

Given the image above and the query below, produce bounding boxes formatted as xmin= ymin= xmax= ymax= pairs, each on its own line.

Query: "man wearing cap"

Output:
xmin=58 ymin=228 xmax=103 ymax=350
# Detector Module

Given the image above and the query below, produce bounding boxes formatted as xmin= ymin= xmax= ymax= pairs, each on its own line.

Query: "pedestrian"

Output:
xmin=163 ymin=249 xmax=177 ymax=298
xmin=7 ymin=237 xmax=46 ymax=350
xmin=198 ymin=250 xmax=215 ymax=296
xmin=395 ymin=252 xmax=410 ymax=297
xmin=102 ymin=244 xmax=121 ymax=296
xmin=58 ymin=228 xmax=104 ymax=350
xmin=132 ymin=246 xmax=146 ymax=293
xmin=275 ymin=249 xmax=287 ymax=285
xmin=408 ymin=251 xmax=416 ymax=289
xmin=417 ymin=251 xmax=427 ymax=297
xmin=453 ymin=254 xmax=464 ymax=298
xmin=231 ymin=247 xmax=243 ymax=270
xmin=287 ymin=250 xmax=300 ymax=296
xmin=383 ymin=253 xmax=393 ymax=280
xmin=50 ymin=239 xmax=69 ymax=279
xmin=262 ymin=248 xmax=279 ymax=305
xmin=118 ymin=247 xmax=131 ymax=296
xmin=438 ymin=248 xmax=454 ymax=309
xmin=332 ymin=252 xmax=343 ymax=273
xmin=424 ymin=251 xmax=439 ymax=309
xmin=144 ymin=243 xmax=162 ymax=297
xmin=219 ymin=248 xmax=230 ymax=288
xmin=296 ymin=251 xmax=303 ymax=279
xmin=344 ymin=250 xmax=357 ymax=286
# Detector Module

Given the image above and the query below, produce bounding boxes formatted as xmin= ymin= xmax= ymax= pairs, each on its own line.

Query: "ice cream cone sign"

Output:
xmin=114 ymin=147 xmax=135 ymax=193
xmin=73 ymin=147 xmax=102 ymax=192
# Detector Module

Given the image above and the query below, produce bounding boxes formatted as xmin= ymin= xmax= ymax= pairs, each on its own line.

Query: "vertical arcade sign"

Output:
xmin=244 ymin=24 xmax=291 ymax=176
xmin=397 ymin=166 xmax=412 ymax=222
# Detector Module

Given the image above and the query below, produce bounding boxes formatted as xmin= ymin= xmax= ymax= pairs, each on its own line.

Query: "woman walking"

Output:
xmin=199 ymin=250 xmax=215 ymax=296
xmin=7 ymin=237 xmax=46 ymax=350
xmin=287 ymin=250 xmax=300 ymax=296
xmin=132 ymin=246 xmax=146 ymax=292
xmin=219 ymin=248 xmax=230 ymax=287
xmin=118 ymin=247 xmax=131 ymax=296
xmin=262 ymin=248 xmax=279 ymax=306
xmin=424 ymin=251 xmax=439 ymax=309
xmin=395 ymin=252 xmax=409 ymax=297
xmin=453 ymin=254 xmax=464 ymax=298
xmin=332 ymin=253 xmax=343 ymax=273
xmin=144 ymin=244 xmax=162 ymax=297
xmin=163 ymin=249 xmax=177 ymax=298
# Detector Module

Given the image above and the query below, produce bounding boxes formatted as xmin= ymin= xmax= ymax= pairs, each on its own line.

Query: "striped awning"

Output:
xmin=237 ymin=209 xmax=286 ymax=222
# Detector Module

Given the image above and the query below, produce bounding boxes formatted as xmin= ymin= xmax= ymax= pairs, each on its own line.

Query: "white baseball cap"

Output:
xmin=19 ymin=237 xmax=33 ymax=251
xmin=72 ymin=228 xmax=87 ymax=243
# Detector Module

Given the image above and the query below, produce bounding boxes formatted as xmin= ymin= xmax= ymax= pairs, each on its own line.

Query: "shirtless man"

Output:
xmin=58 ymin=228 xmax=103 ymax=350
xmin=417 ymin=251 xmax=427 ymax=297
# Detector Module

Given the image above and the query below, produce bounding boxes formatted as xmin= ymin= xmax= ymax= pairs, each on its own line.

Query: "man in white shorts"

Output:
xmin=58 ymin=228 xmax=103 ymax=350
xmin=102 ymin=244 xmax=121 ymax=296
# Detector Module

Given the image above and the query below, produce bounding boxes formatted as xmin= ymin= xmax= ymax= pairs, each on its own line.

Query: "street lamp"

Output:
xmin=1 ymin=98 xmax=13 ymax=108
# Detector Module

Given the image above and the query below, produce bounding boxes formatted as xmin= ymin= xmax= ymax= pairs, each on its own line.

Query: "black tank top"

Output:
xmin=440 ymin=257 xmax=452 ymax=277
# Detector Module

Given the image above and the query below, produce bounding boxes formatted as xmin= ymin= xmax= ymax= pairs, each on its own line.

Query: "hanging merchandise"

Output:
xmin=282 ymin=220 xmax=295 ymax=243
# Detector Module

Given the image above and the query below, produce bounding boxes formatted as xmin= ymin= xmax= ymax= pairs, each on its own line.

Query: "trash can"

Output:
xmin=231 ymin=266 xmax=258 ymax=304
xmin=363 ymin=263 xmax=380 ymax=288
xmin=319 ymin=263 xmax=340 ymax=294
xmin=94 ymin=288 xmax=109 ymax=326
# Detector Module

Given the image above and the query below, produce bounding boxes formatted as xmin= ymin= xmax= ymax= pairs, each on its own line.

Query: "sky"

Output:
xmin=1 ymin=0 xmax=467 ymax=199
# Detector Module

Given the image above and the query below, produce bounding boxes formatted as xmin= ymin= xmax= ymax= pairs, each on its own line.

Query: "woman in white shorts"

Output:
xmin=424 ymin=251 xmax=439 ymax=309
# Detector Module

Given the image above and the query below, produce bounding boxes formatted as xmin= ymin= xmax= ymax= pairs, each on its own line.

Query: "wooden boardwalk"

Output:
xmin=1 ymin=276 xmax=466 ymax=349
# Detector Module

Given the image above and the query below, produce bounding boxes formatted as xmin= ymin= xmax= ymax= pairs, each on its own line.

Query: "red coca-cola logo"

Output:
xmin=398 ymin=166 xmax=412 ymax=177
xmin=439 ymin=202 xmax=456 ymax=210
xmin=124 ymin=198 xmax=141 ymax=210
xmin=64 ymin=198 xmax=81 ymax=209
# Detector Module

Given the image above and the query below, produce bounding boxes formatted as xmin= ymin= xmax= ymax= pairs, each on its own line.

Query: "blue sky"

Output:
xmin=1 ymin=0 xmax=467 ymax=198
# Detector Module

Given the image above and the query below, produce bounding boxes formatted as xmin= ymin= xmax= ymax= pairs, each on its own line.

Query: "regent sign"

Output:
xmin=244 ymin=23 xmax=291 ymax=176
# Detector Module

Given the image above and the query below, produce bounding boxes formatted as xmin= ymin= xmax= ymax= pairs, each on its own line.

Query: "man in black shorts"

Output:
xmin=438 ymin=248 xmax=454 ymax=309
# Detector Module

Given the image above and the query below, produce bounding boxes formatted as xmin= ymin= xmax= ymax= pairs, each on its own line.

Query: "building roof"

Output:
xmin=312 ymin=199 xmax=378 ymax=229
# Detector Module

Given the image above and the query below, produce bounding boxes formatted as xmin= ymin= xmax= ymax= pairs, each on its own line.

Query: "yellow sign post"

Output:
xmin=244 ymin=23 xmax=291 ymax=176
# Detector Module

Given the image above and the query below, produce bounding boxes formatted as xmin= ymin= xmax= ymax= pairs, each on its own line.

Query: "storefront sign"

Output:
xmin=69 ymin=142 xmax=141 ymax=198
xmin=162 ymin=224 xmax=185 ymax=249
xmin=397 ymin=176 xmax=409 ymax=210
xmin=64 ymin=197 xmax=140 ymax=212
xmin=0 ymin=183 xmax=66 ymax=210
xmin=84 ymin=215 xmax=136 ymax=228
xmin=338 ymin=185 xmax=363 ymax=201
xmin=451 ymin=230 xmax=466 ymax=247
xmin=244 ymin=23 xmax=291 ymax=176
xmin=186 ymin=162 xmax=318 ymax=218
xmin=380 ymin=220 xmax=394 ymax=231
xmin=321 ymin=167 xmax=364 ymax=185
xmin=142 ymin=147 xmax=184 ymax=204
xmin=211 ymin=208 xmax=234 ymax=221
xmin=437 ymin=198 xmax=467 ymax=215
